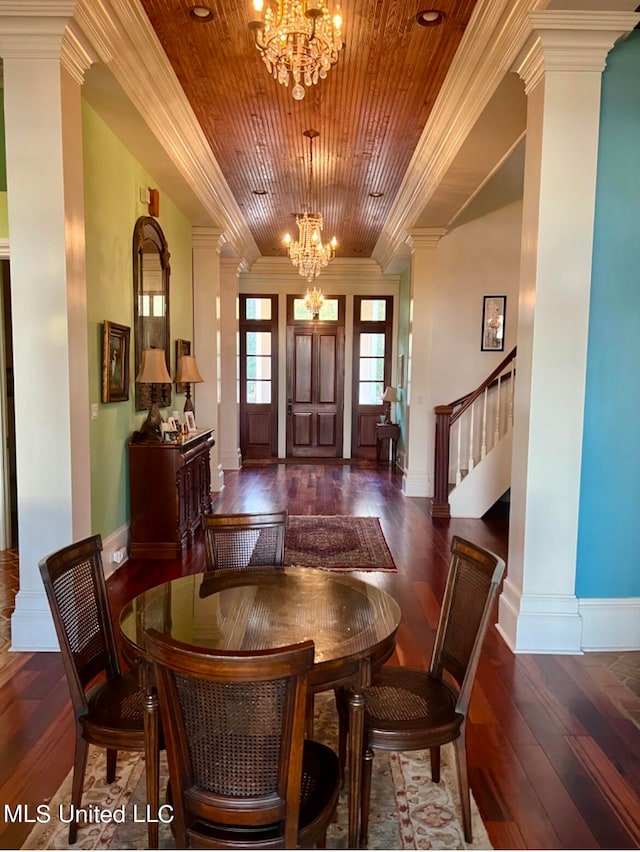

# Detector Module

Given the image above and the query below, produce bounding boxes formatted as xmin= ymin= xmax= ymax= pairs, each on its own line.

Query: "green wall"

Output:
xmin=83 ymin=102 xmax=193 ymax=539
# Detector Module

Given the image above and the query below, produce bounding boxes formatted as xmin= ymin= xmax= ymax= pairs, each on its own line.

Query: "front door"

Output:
xmin=286 ymin=295 xmax=345 ymax=457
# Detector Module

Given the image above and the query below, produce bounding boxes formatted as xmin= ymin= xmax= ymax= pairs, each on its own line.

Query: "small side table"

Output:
xmin=376 ymin=422 xmax=400 ymax=467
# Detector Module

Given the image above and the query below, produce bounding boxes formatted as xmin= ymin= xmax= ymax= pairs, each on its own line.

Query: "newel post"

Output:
xmin=431 ymin=405 xmax=454 ymax=518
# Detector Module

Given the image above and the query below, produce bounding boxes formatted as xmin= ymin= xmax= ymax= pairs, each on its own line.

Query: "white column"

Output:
xmin=219 ymin=259 xmax=242 ymax=470
xmin=402 ymin=228 xmax=447 ymax=498
xmin=498 ymin=11 xmax=637 ymax=654
xmin=0 ymin=7 xmax=95 ymax=650
xmin=193 ymin=227 xmax=224 ymax=491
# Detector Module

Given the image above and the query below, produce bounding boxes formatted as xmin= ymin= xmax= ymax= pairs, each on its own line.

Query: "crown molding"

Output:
xmin=373 ymin=0 xmax=547 ymax=273
xmin=73 ymin=0 xmax=259 ymax=267
xmin=0 ymin=1 xmax=74 ymax=58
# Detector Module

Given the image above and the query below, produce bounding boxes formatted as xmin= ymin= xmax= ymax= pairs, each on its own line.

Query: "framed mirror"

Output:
xmin=133 ymin=216 xmax=171 ymax=411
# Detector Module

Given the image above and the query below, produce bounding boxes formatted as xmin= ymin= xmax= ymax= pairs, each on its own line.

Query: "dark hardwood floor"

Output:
xmin=1 ymin=463 xmax=638 ymax=850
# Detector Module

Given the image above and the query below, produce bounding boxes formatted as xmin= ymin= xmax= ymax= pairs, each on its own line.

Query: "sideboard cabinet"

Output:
xmin=129 ymin=428 xmax=215 ymax=559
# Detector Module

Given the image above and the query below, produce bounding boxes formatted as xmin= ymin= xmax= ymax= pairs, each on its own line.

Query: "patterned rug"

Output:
xmin=22 ymin=696 xmax=490 ymax=850
xmin=285 ymin=515 xmax=396 ymax=571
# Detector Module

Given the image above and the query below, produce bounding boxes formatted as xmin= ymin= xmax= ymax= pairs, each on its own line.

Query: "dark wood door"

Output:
xmin=286 ymin=324 xmax=344 ymax=457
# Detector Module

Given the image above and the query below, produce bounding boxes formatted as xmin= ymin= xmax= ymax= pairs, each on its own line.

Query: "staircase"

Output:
xmin=431 ymin=347 xmax=516 ymax=519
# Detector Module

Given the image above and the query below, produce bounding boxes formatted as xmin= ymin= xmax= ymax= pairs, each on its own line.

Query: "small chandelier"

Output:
xmin=249 ymin=0 xmax=343 ymax=100
xmin=304 ymin=285 xmax=324 ymax=319
xmin=284 ymin=129 xmax=337 ymax=283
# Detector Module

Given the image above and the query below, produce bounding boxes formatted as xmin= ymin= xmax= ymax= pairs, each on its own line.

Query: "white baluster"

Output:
xmin=455 ymin=418 xmax=462 ymax=486
xmin=481 ymin=388 xmax=487 ymax=459
xmin=494 ymin=375 xmax=501 ymax=445
xmin=468 ymin=404 xmax=475 ymax=472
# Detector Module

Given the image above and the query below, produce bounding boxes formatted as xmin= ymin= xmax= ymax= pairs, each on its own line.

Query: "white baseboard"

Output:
xmin=401 ymin=471 xmax=432 ymax=498
xmin=212 ymin=463 xmax=225 ymax=492
xmin=221 ymin=449 xmax=242 ymax=470
xmin=11 ymin=590 xmax=58 ymax=651
xmin=102 ymin=523 xmax=129 ymax=581
xmin=579 ymin=597 xmax=640 ymax=650
xmin=497 ymin=584 xmax=583 ymax=654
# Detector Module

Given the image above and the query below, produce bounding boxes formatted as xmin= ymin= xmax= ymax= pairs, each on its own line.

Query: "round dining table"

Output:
xmin=119 ymin=565 xmax=402 ymax=849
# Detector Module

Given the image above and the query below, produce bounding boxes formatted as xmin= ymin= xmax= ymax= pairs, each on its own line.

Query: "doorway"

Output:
xmin=286 ymin=295 xmax=345 ymax=458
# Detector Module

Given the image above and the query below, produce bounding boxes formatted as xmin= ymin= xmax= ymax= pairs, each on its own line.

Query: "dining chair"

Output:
xmin=201 ymin=510 xmax=287 ymax=572
xmin=341 ymin=535 xmax=505 ymax=845
xmin=145 ymin=630 xmax=340 ymax=849
xmin=39 ymin=534 xmax=148 ymax=844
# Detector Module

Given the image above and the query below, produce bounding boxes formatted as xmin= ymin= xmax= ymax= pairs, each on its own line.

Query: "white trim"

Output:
xmin=212 ymin=463 xmax=225 ymax=493
xmin=401 ymin=471 xmax=430 ymax=498
xmin=221 ymin=448 xmax=242 ymax=471
xmin=497 ymin=585 xmax=583 ymax=654
xmin=11 ymin=590 xmax=58 ymax=651
xmin=102 ymin=523 xmax=129 ymax=581
xmin=579 ymin=598 xmax=640 ymax=651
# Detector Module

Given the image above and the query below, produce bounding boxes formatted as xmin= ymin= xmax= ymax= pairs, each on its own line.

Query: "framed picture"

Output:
xmin=481 ymin=295 xmax=506 ymax=352
xmin=101 ymin=321 xmax=130 ymax=403
xmin=185 ymin=410 xmax=197 ymax=433
xmin=167 ymin=416 xmax=179 ymax=432
xmin=175 ymin=339 xmax=191 ymax=393
xmin=397 ymin=353 xmax=405 ymax=389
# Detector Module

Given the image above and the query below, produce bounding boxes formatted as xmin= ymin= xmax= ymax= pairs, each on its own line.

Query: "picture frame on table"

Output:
xmin=175 ymin=339 xmax=191 ymax=393
xmin=185 ymin=411 xmax=197 ymax=433
xmin=101 ymin=321 xmax=130 ymax=403
xmin=481 ymin=295 xmax=506 ymax=352
xmin=167 ymin=416 xmax=179 ymax=432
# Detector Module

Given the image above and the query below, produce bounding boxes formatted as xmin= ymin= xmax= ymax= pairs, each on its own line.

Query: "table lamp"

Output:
xmin=135 ymin=348 xmax=171 ymax=441
xmin=174 ymin=354 xmax=204 ymax=413
xmin=382 ymin=385 xmax=399 ymax=423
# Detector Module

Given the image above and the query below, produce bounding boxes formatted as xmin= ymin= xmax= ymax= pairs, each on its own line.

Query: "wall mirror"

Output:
xmin=133 ymin=216 xmax=171 ymax=410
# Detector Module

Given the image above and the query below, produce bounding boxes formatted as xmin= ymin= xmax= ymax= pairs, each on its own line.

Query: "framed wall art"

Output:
xmin=481 ymin=295 xmax=506 ymax=352
xmin=175 ymin=338 xmax=191 ymax=393
xmin=102 ymin=321 xmax=130 ymax=403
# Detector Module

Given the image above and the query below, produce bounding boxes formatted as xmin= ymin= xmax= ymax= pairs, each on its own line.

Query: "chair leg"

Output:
xmin=430 ymin=746 xmax=441 ymax=782
xmin=359 ymin=745 xmax=374 ymax=848
xmin=453 ymin=733 xmax=472 ymax=843
xmin=106 ymin=748 xmax=117 ymax=783
xmin=69 ymin=732 xmax=89 ymax=844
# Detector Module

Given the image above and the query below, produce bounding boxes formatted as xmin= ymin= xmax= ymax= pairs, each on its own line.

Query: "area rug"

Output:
xmin=285 ymin=515 xmax=396 ymax=571
xmin=22 ymin=696 xmax=490 ymax=850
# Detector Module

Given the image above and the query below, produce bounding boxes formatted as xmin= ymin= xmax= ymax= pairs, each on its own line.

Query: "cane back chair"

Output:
xmin=145 ymin=631 xmax=340 ymax=848
xmin=201 ymin=511 xmax=287 ymax=573
xmin=349 ymin=535 xmax=505 ymax=845
xmin=39 ymin=534 xmax=148 ymax=843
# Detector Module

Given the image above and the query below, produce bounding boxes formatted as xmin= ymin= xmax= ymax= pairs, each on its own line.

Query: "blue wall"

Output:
xmin=577 ymin=31 xmax=640 ymax=598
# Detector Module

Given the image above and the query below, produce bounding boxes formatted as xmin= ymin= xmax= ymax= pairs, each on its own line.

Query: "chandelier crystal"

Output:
xmin=284 ymin=129 xmax=337 ymax=284
xmin=249 ymin=0 xmax=343 ymax=100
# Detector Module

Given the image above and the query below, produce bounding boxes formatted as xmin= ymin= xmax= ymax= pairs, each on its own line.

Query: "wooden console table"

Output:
xmin=129 ymin=428 xmax=214 ymax=558
xmin=376 ymin=422 xmax=400 ymax=467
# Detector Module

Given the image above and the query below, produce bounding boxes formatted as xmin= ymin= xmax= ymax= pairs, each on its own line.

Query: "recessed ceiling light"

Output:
xmin=189 ymin=6 xmax=214 ymax=23
xmin=416 ymin=9 xmax=446 ymax=27
xmin=252 ymin=189 xmax=268 ymax=196
xmin=369 ymin=191 xmax=383 ymax=198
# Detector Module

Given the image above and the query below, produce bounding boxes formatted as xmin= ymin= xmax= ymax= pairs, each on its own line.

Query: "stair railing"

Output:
xmin=431 ymin=346 xmax=517 ymax=518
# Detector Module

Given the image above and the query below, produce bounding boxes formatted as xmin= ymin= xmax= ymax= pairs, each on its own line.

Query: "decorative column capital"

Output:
xmin=0 ymin=2 xmax=76 ymax=59
xmin=406 ymin=228 xmax=448 ymax=254
xmin=515 ymin=10 xmax=639 ymax=93
xmin=192 ymin=226 xmax=225 ymax=253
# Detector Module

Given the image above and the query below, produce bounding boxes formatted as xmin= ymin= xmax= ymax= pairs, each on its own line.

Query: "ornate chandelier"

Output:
xmin=303 ymin=285 xmax=324 ymax=319
xmin=249 ymin=0 xmax=343 ymax=100
xmin=284 ymin=129 xmax=337 ymax=284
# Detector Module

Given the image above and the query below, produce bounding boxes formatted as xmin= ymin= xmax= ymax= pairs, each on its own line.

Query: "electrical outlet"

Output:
xmin=91 ymin=403 xmax=99 ymax=420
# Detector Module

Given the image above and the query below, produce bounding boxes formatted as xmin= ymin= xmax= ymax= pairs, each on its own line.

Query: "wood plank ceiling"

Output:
xmin=139 ymin=0 xmax=480 ymax=258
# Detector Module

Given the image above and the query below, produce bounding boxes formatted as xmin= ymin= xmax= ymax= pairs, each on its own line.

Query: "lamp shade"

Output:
xmin=135 ymin=349 xmax=171 ymax=384
xmin=174 ymin=355 xmax=204 ymax=384
xmin=382 ymin=386 xmax=399 ymax=403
